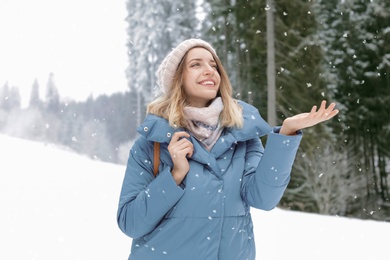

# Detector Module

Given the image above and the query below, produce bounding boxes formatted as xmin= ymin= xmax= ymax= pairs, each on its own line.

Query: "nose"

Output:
xmin=204 ymin=64 xmax=215 ymax=75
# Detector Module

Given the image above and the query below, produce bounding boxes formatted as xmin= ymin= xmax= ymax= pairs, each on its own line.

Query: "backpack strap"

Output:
xmin=153 ymin=142 xmax=160 ymax=177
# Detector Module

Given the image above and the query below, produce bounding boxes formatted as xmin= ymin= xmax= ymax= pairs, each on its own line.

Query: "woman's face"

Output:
xmin=182 ymin=47 xmax=221 ymax=107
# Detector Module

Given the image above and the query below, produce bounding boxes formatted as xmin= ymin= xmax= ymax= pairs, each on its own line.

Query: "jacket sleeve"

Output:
xmin=117 ymin=138 xmax=184 ymax=238
xmin=241 ymin=127 xmax=302 ymax=210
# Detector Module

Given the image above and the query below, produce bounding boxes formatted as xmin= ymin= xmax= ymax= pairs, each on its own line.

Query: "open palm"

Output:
xmin=280 ymin=100 xmax=339 ymax=135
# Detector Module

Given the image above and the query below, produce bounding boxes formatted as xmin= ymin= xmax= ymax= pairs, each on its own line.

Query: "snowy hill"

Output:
xmin=1 ymin=134 xmax=388 ymax=259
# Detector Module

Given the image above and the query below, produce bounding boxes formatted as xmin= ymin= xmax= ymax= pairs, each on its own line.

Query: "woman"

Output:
xmin=117 ymin=38 xmax=339 ymax=260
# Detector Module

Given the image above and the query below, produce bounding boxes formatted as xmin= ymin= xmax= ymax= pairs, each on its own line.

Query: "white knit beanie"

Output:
xmin=157 ymin=38 xmax=217 ymax=94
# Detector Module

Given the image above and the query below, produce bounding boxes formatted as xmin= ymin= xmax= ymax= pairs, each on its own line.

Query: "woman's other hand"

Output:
xmin=168 ymin=131 xmax=194 ymax=185
xmin=280 ymin=100 xmax=339 ymax=136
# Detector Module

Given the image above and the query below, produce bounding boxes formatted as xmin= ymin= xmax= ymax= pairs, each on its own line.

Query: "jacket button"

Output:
xmin=143 ymin=127 xmax=148 ymax=132
xmin=167 ymin=132 xmax=171 ymax=137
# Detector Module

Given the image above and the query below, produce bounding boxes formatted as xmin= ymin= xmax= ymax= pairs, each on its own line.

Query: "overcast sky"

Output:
xmin=0 ymin=0 xmax=128 ymax=107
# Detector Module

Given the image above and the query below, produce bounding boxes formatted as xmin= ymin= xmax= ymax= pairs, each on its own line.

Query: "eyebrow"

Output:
xmin=187 ymin=58 xmax=216 ymax=64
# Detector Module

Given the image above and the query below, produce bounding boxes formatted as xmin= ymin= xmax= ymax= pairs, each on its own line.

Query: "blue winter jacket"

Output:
xmin=117 ymin=101 xmax=302 ymax=260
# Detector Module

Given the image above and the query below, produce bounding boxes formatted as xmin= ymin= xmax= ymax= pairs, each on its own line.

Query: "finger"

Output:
xmin=319 ymin=100 xmax=326 ymax=110
xmin=317 ymin=100 xmax=327 ymax=114
xmin=309 ymin=105 xmax=317 ymax=117
xmin=170 ymin=140 xmax=193 ymax=158
xmin=314 ymin=100 xmax=330 ymax=119
xmin=186 ymin=144 xmax=194 ymax=157
xmin=169 ymin=136 xmax=192 ymax=151
xmin=170 ymin=131 xmax=190 ymax=143
xmin=326 ymin=108 xmax=339 ymax=118
xmin=182 ymin=141 xmax=194 ymax=157
xmin=323 ymin=102 xmax=337 ymax=117
xmin=174 ymin=138 xmax=192 ymax=147
xmin=173 ymin=139 xmax=193 ymax=152
xmin=179 ymin=146 xmax=194 ymax=158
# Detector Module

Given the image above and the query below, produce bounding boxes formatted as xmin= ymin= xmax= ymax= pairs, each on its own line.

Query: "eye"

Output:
xmin=190 ymin=62 xmax=200 ymax=67
xmin=210 ymin=63 xmax=218 ymax=70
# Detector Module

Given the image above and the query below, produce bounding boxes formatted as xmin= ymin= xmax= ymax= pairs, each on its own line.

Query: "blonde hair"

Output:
xmin=147 ymin=47 xmax=243 ymax=129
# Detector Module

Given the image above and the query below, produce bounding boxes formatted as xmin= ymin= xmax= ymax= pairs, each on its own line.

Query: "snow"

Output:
xmin=1 ymin=133 xmax=389 ymax=259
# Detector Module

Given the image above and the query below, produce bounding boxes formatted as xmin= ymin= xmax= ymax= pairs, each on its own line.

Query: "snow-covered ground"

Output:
xmin=1 ymin=133 xmax=388 ymax=259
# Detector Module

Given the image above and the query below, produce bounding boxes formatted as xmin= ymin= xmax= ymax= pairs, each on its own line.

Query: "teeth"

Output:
xmin=201 ymin=81 xmax=214 ymax=85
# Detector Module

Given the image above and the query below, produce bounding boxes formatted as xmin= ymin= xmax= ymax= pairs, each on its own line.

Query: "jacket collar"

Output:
xmin=137 ymin=114 xmax=184 ymax=143
xmin=138 ymin=101 xmax=272 ymax=179
xmin=137 ymin=100 xmax=272 ymax=145
xmin=226 ymin=100 xmax=272 ymax=141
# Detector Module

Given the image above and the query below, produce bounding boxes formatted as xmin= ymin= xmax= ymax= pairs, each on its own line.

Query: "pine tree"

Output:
xmin=203 ymin=0 xmax=268 ymax=109
xmin=315 ymin=0 xmax=390 ymax=218
xmin=0 ymin=82 xmax=21 ymax=111
xmin=204 ymin=0 xmax=347 ymax=216
xmin=45 ymin=73 xmax=60 ymax=113
xmin=29 ymin=79 xmax=43 ymax=109
xmin=204 ymin=0 xmax=325 ymax=117
xmin=0 ymin=82 xmax=10 ymax=111
xmin=125 ymin=0 xmax=200 ymax=125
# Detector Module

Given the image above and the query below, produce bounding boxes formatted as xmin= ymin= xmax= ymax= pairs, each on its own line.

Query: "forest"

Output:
xmin=0 ymin=0 xmax=389 ymax=221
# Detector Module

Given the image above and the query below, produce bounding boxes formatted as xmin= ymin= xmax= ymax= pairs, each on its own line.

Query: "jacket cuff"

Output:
xmin=155 ymin=168 xmax=185 ymax=202
xmin=273 ymin=126 xmax=303 ymax=136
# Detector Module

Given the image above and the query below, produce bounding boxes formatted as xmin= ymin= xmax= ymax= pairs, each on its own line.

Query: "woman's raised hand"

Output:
xmin=280 ymin=100 xmax=339 ymax=136
xmin=168 ymin=131 xmax=194 ymax=185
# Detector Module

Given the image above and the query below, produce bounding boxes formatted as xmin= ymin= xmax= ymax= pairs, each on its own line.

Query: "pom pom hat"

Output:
xmin=157 ymin=38 xmax=217 ymax=94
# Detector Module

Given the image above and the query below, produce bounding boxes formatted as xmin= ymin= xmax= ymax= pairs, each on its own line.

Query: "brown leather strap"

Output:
xmin=153 ymin=142 xmax=160 ymax=177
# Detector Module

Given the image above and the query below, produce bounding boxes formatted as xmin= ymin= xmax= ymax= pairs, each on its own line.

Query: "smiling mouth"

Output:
xmin=199 ymin=80 xmax=215 ymax=86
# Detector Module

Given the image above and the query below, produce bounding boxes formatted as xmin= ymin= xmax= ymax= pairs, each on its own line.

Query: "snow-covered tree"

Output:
xmin=315 ymin=0 xmax=390 ymax=205
xmin=202 ymin=0 xmax=256 ymax=102
xmin=1 ymin=107 xmax=46 ymax=141
xmin=0 ymin=82 xmax=21 ymax=111
xmin=45 ymin=73 xmax=60 ymax=113
xmin=29 ymin=79 xmax=43 ymax=109
xmin=78 ymin=119 xmax=113 ymax=162
xmin=125 ymin=0 xmax=200 ymax=124
xmin=283 ymin=142 xmax=364 ymax=216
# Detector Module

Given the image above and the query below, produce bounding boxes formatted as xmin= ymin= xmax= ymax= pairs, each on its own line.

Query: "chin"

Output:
xmin=206 ymin=94 xmax=218 ymax=100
